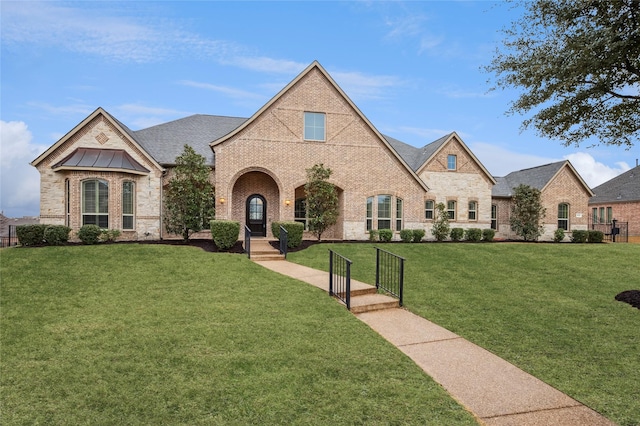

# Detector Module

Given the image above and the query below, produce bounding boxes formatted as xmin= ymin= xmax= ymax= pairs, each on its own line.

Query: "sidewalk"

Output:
xmin=255 ymin=259 xmax=616 ymax=426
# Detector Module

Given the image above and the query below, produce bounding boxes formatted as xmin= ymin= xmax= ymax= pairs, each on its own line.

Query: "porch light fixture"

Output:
xmin=284 ymin=199 xmax=291 ymax=206
xmin=219 ymin=197 xmax=225 ymax=204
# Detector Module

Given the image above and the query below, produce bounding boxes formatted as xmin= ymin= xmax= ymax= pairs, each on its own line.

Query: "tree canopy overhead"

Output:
xmin=487 ymin=0 xmax=640 ymax=148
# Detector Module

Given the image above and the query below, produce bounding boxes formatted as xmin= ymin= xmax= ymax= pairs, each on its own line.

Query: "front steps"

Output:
xmin=247 ymin=238 xmax=285 ymax=261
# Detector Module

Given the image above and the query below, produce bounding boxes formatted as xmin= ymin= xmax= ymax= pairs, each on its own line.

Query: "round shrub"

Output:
xmin=272 ymin=221 xmax=304 ymax=248
xmin=378 ymin=229 xmax=393 ymax=242
xmin=412 ymin=229 xmax=425 ymax=242
xmin=450 ymin=228 xmax=464 ymax=242
xmin=553 ymin=228 xmax=565 ymax=243
xmin=210 ymin=220 xmax=240 ymax=251
xmin=368 ymin=230 xmax=379 ymax=242
xmin=571 ymin=230 xmax=588 ymax=243
xmin=16 ymin=224 xmax=48 ymax=246
xmin=78 ymin=225 xmax=102 ymax=245
xmin=399 ymin=229 xmax=413 ymax=243
xmin=482 ymin=229 xmax=495 ymax=242
xmin=44 ymin=225 xmax=71 ymax=245
xmin=588 ymin=230 xmax=604 ymax=243
xmin=464 ymin=228 xmax=482 ymax=242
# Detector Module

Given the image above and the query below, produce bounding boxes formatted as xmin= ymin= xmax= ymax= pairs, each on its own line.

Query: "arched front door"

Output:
xmin=246 ymin=194 xmax=266 ymax=236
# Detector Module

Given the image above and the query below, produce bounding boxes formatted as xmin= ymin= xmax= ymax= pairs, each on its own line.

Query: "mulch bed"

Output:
xmin=615 ymin=290 xmax=640 ymax=310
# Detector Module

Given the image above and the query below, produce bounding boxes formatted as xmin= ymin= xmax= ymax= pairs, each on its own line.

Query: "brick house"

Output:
xmin=31 ymin=61 xmax=497 ymax=241
xmin=491 ymin=161 xmax=594 ymax=240
xmin=589 ymin=164 xmax=640 ymax=243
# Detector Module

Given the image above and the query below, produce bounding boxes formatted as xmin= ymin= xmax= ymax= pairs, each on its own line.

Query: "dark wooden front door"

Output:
xmin=246 ymin=194 xmax=266 ymax=236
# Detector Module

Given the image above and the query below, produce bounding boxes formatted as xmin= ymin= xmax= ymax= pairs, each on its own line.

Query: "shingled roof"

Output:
xmin=492 ymin=161 xmax=567 ymax=197
xmin=384 ymin=134 xmax=450 ymax=172
xmin=589 ymin=165 xmax=640 ymax=204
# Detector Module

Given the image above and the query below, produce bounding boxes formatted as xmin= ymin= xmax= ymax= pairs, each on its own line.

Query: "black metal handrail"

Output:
xmin=279 ymin=226 xmax=288 ymax=259
xmin=1 ymin=225 xmax=18 ymax=248
xmin=329 ymin=249 xmax=352 ymax=310
xmin=375 ymin=246 xmax=405 ymax=306
xmin=244 ymin=225 xmax=251 ymax=259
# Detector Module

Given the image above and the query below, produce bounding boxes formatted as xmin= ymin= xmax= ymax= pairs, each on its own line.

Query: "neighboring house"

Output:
xmin=0 ymin=212 xmax=39 ymax=247
xmin=492 ymin=161 xmax=594 ymax=240
xmin=589 ymin=164 xmax=640 ymax=243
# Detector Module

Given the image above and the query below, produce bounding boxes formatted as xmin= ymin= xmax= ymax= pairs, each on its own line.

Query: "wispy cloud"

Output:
xmin=222 ymin=57 xmax=307 ymax=75
xmin=331 ymin=70 xmax=404 ymax=101
xmin=179 ymin=80 xmax=264 ymax=102
xmin=26 ymin=102 xmax=94 ymax=117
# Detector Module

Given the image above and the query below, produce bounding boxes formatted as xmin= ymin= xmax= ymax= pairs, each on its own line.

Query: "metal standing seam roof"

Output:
xmin=52 ymin=148 xmax=150 ymax=174
xmin=492 ymin=161 xmax=566 ymax=197
xmin=589 ymin=165 xmax=640 ymax=204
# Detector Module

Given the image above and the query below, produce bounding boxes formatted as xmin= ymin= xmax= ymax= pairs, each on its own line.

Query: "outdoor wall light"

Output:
xmin=284 ymin=199 xmax=291 ymax=206
xmin=219 ymin=197 xmax=225 ymax=204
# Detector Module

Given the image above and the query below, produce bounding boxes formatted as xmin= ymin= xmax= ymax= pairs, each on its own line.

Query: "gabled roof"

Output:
xmin=589 ymin=165 xmax=640 ymax=204
xmin=53 ymin=148 xmax=150 ymax=175
xmin=493 ymin=160 xmax=593 ymax=197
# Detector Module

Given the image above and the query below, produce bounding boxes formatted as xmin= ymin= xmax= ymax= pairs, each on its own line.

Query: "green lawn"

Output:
xmin=1 ymin=245 xmax=476 ymax=425
xmin=289 ymin=242 xmax=640 ymax=426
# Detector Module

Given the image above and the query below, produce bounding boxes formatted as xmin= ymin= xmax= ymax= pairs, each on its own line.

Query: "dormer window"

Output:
xmin=304 ymin=112 xmax=325 ymax=141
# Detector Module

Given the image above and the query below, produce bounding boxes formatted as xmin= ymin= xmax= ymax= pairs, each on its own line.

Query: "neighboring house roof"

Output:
xmin=53 ymin=148 xmax=150 ymax=175
xmin=589 ymin=165 xmax=640 ymax=204
xmin=492 ymin=160 xmax=593 ymax=197
xmin=0 ymin=213 xmax=39 ymax=237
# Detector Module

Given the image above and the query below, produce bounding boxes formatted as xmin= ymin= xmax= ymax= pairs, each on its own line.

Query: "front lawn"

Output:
xmin=289 ymin=242 xmax=640 ymax=426
xmin=1 ymin=244 xmax=476 ymax=425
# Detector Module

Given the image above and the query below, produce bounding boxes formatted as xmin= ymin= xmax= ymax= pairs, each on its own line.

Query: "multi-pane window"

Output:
xmin=558 ymin=203 xmax=569 ymax=230
xmin=447 ymin=154 xmax=457 ymax=170
xmin=396 ymin=198 xmax=403 ymax=231
xmin=606 ymin=207 xmax=613 ymax=224
xmin=425 ymin=200 xmax=435 ymax=220
xmin=122 ymin=181 xmax=134 ymax=230
xmin=468 ymin=201 xmax=477 ymax=221
xmin=491 ymin=204 xmax=497 ymax=230
xmin=304 ymin=112 xmax=325 ymax=141
xmin=599 ymin=207 xmax=605 ymax=223
xmin=366 ymin=197 xmax=373 ymax=231
xmin=447 ymin=200 xmax=456 ymax=221
xmin=377 ymin=195 xmax=392 ymax=230
xmin=592 ymin=208 xmax=598 ymax=224
xmin=82 ymin=179 xmax=109 ymax=228
xmin=295 ymin=198 xmax=307 ymax=229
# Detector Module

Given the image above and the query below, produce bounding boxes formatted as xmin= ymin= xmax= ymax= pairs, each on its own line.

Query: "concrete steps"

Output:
xmin=247 ymin=239 xmax=285 ymax=261
xmin=348 ymin=293 xmax=400 ymax=314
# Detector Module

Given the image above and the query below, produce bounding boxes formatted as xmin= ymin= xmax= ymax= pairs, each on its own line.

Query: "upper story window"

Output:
xmin=447 ymin=154 xmax=457 ymax=170
xmin=122 ymin=181 xmax=135 ymax=230
xmin=468 ymin=201 xmax=477 ymax=221
xmin=82 ymin=179 xmax=109 ymax=228
xmin=558 ymin=203 xmax=569 ymax=230
xmin=304 ymin=112 xmax=326 ymax=141
xmin=425 ymin=200 xmax=435 ymax=220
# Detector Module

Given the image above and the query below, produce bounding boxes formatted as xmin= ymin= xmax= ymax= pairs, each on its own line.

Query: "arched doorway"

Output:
xmin=246 ymin=194 xmax=267 ymax=236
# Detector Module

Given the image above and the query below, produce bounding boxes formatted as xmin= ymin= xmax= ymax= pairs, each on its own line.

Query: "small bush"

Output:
xmin=482 ymin=229 xmax=495 ymax=242
xmin=210 ymin=220 xmax=240 ymax=251
xmin=553 ymin=229 xmax=565 ymax=243
xmin=412 ymin=229 xmax=425 ymax=242
xmin=100 ymin=229 xmax=121 ymax=243
xmin=43 ymin=225 xmax=71 ymax=246
xmin=400 ymin=229 xmax=413 ymax=243
xmin=571 ymin=230 xmax=588 ymax=243
xmin=465 ymin=228 xmax=482 ymax=242
xmin=78 ymin=225 xmax=103 ymax=245
xmin=368 ymin=230 xmax=379 ymax=242
xmin=16 ymin=224 xmax=48 ymax=246
xmin=450 ymin=228 xmax=464 ymax=242
xmin=588 ymin=230 xmax=604 ymax=243
xmin=378 ymin=229 xmax=393 ymax=242
xmin=272 ymin=221 xmax=304 ymax=248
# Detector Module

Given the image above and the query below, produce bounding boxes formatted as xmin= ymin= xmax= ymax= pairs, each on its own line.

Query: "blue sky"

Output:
xmin=1 ymin=1 xmax=637 ymax=218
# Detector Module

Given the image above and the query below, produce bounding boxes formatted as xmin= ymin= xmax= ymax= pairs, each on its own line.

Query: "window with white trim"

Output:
xmin=396 ymin=198 xmax=403 ymax=231
xmin=304 ymin=112 xmax=325 ymax=141
xmin=82 ymin=179 xmax=109 ymax=228
xmin=366 ymin=197 xmax=373 ymax=231
xmin=377 ymin=195 xmax=392 ymax=230
xmin=558 ymin=203 xmax=569 ymax=230
xmin=468 ymin=201 xmax=477 ymax=221
xmin=447 ymin=200 xmax=456 ymax=221
xmin=425 ymin=200 xmax=435 ymax=220
xmin=122 ymin=181 xmax=135 ymax=230
xmin=447 ymin=154 xmax=457 ymax=170
xmin=491 ymin=204 xmax=497 ymax=230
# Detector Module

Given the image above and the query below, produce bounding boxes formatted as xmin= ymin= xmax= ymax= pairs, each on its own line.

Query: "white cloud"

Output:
xmin=469 ymin=142 xmax=558 ymax=177
xmin=178 ymin=81 xmax=265 ymax=102
xmin=222 ymin=57 xmax=307 ymax=75
xmin=563 ymin=152 xmax=630 ymax=188
xmin=0 ymin=121 xmax=47 ymax=217
xmin=331 ymin=70 xmax=404 ymax=101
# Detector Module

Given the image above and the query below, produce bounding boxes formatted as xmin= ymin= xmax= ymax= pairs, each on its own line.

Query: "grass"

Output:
xmin=288 ymin=242 xmax=640 ymax=426
xmin=1 ymin=244 xmax=476 ymax=425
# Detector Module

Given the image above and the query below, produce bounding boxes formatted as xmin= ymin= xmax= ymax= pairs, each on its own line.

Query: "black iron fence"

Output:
xmin=589 ymin=220 xmax=629 ymax=243
xmin=329 ymin=249 xmax=352 ymax=310
xmin=1 ymin=225 xmax=18 ymax=248
xmin=375 ymin=247 xmax=405 ymax=306
xmin=244 ymin=225 xmax=251 ymax=259
xmin=279 ymin=226 xmax=288 ymax=259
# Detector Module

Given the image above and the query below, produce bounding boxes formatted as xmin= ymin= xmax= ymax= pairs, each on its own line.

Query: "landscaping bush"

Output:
xmin=16 ymin=224 xmax=48 ymax=246
xmin=571 ymin=230 xmax=588 ymax=243
xmin=368 ymin=230 xmax=379 ymax=242
xmin=464 ymin=228 xmax=482 ymax=242
xmin=43 ymin=225 xmax=71 ymax=246
xmin=378 ymin=229 xmax=393 ymax=242
xmin=271 ymin=221 xmax=304 ymax=248
xmin=450 ymin=228 xmax=464 ymax=242
xmin=100 ymin=229 xmax=121 ymax=243
xmin=412 ymin=229 xmax=425 ymax=242
xmin=400 ymin=229 xmax=413 ymax=243
xmin=78 ymin=225 xmax=102 ymax=245
xmin=482 ymin=229 xmax=495 ymax=242
xmin=554 ymin=228 xmax=565 ymax=243
xmin=210 ymin=220 xmax=240 ymax=251
xmin=588 ymin=230 xmax=604 ymax=243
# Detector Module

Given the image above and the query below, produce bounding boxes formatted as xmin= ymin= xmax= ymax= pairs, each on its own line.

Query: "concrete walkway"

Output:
xmin=255 ymin=259 xmax=616 ymax=426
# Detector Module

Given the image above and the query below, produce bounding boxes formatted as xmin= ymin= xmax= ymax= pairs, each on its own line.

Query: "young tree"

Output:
xmin=304 ymin=164 xmax=338 ymax=241
xmin=486 ymin=0 xmax=640 ymax=148
xmin=164 ymin=145 xmax=215 ymax=241
xmin=431 ymin=202 xmax=450 ymax=242
xmin=510 ymin=184 xmax=546 ymax=242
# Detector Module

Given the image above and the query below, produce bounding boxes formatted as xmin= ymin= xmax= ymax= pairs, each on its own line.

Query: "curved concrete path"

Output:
xmin=255 ymin=259 xmax=616 ymax=426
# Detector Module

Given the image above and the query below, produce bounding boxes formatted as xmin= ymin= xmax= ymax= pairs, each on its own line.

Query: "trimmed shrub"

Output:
xmin=210 ymin=220 xmax=240 ymax=251
xmin=571 ymin=230 xmax=588 ymax=243
xmin=588 ymin=230 xmax=604 ymax=243
xmin=400 ymin=229 xmax=413 ymax=243
xmin=100 ymin=229 xmax=121 ymax=243
xmin=43 ymin=225 xmax=71 ymax=246
xmin=412 ymin=229 xmax=425 ymax=242
xmin=78 ymin=225 xmax=102 ymax=245
xmin=378 ymin=229 xmax=393 ymax=242
xmin=465 ymin=228 xmax=482 ymax=242
xmin=450 ymin=228 xmax=464 ymax=242
xmin=16 ymin=224 xmax=47 ymax=246
xmin=271 ymin=221 xmax=304 ymax=248
xmin=482 ymin=229 xmax=495 ymax=242
xmin=553 ymin=228 xmax=565 ymax=243
xmin=368 ymin=230 xmax=379 ymax=242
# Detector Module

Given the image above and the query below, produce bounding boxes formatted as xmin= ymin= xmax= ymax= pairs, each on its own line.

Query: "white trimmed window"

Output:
xmin=447 ymin=200 xmax=457 ymax=221
xmin=396 ymin=198 xmax=403 ymax=231
xmin=491 ymin=204 xmax=497 ymax=230
xmin=304 ymin=112 xmax=326 ymax=141
xmin=377 ymin=195 xmax=392 ymax=230
xmin=558 ymin=203 xmax=569 ymax=230
xmin=425 ymin=200 xmax=435 ymax=220
xmin=468 ymin=201 xmax=477 ymax=221
xmin=82 ymin=179 xmax=109 ymax=228
xmin=447 ymin=154 xmax=457 ymax=170
xmin=122 ymin=181 xmax=135 ymax=230
xmin=366 ymin=195 xmax=404 ymax=231
xmin=366 ymin=197 xmax=373 ymax=231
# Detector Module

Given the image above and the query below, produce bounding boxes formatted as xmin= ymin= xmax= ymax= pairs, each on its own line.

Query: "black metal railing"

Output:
xmin=1 ymin=225 xmax=18 ymax=248
xmin=329 ymin=249 xmax=352 ymax=310
xmin=244 ymin=225 xmax=251 ymax=259
xmin=375 ymin=247 xmax=405 ymax=306
xmin=279 ymin=226 xmax=288 ymax=259
xmin=589 ymin=220 xmax=629 ymax=243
